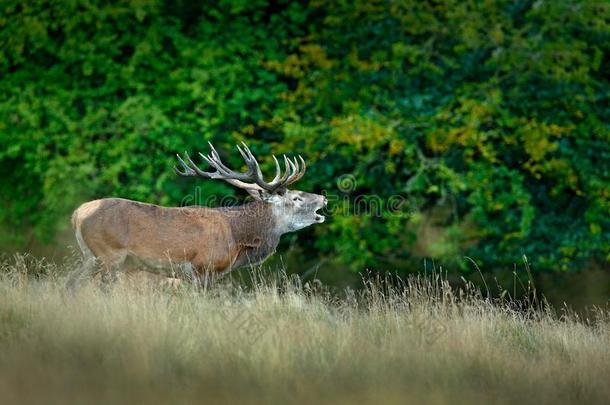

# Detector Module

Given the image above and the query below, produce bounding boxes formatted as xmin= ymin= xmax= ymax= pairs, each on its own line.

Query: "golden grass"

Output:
xmin=0 ymin=254 xmax=609 ymax=405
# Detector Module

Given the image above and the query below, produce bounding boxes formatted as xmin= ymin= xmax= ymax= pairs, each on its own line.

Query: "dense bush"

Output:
xmin=1 ymin=0 xmax=608 ymax=272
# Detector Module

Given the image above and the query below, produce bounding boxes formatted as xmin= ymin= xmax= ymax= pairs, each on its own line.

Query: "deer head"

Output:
xmin=175 ymin=142 xmax=327 ymax=233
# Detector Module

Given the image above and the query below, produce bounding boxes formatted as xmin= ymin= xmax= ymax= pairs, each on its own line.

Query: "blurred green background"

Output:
xmin=0 ymin=0 xmax=608 ymax=304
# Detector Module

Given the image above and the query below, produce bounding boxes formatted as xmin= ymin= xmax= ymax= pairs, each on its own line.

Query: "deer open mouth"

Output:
xmin=314 ymin=197 xmax=327 ymax=223
xmin=315 ymin=208 xmax=325 ymax=223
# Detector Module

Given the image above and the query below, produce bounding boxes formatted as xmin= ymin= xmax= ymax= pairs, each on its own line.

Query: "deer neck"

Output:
xmin=225 ymin=201 xmax=284 ymax=250
xmin=221 ymin=201 xmax=283 ymax=267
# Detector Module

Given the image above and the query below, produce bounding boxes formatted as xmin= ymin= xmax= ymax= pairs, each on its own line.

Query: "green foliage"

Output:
xmin=1 ymin=0 xmax=608 ymax=272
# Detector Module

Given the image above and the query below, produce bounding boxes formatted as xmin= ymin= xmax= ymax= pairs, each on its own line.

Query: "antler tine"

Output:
xmin=235 ymin=143 xmax=248 ymax=164
xmin=186 ymin=152 xmax=212 ymax=177
xmin=207 ymin=141 xmax=221 ymax=161
xmin=271 ymin=155 xmax=282 ymax=183
xmin=200 ymin=152 xmax=231 ymax=177
xmin=235 ymin=143 xmax=253 ymax=173
xmin=288 ymin=156 xmax=298 ymax=177
xmin=175 ymin=152 xmax=208 ymax=177
xmin=284 ymin=155 xmax=307 ymax=186
xmin=280 ymin=155 xmax=293 ymax=183
xmin=174 ymin=153 xmax=194 ymax=176
xmin=291 ymin=156 xmax=301 ymax=182
xmin=299 ymin=155 xmax=306 ymax=177
xmin=295 ymin=154 xmax=306 ymax=181
xmin=238 ymin=142 xmax=265 ymax=180
xmin=205 ymin=142 xmax=234 ymax=175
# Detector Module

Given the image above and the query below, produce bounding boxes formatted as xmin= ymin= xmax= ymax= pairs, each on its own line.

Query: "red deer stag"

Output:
xmin=69 ymin=142 xmax=327 ymax=287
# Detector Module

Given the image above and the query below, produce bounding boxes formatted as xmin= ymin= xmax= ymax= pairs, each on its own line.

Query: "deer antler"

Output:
xmin=175 ymin=142 xmax=306 ymax=193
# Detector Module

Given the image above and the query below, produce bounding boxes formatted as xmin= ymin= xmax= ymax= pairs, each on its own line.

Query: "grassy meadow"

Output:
xmin=0 ymin=254 xmax=609 ymax=405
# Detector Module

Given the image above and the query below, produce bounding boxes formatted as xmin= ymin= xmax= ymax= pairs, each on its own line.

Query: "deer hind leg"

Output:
xmin=172 ymin=262 xmax=215 ymax=290
xmin=98 ymin=250 xmax=128 ymax=290
xmin=199 ymin=265 xmax=223 ymax=292
xmin=175 ymin=262 xmax=199 ymax=289
xmin=67 ymin=228 xmax=100 ymax=291
xmin=201 ymin=271 xmax=214 ymax=292
xmin=66 ymin=255 xmax=99 ymax=291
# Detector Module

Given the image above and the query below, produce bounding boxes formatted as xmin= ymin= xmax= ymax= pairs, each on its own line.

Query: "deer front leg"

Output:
xmin=177 ymin=261 xmax=200 ymax=288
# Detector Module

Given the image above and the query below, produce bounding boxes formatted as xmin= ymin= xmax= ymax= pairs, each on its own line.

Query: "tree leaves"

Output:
xmin=1 ymin=0 xmax=608 ymax=271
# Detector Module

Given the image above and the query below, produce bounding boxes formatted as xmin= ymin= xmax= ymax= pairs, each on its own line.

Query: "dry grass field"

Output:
xmin=0 ymin=254 xmax=609 ymax=405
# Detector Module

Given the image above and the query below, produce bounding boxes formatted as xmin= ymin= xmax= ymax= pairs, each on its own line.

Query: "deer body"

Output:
xmin=71 ymin=143 xmax=326 ymax=286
